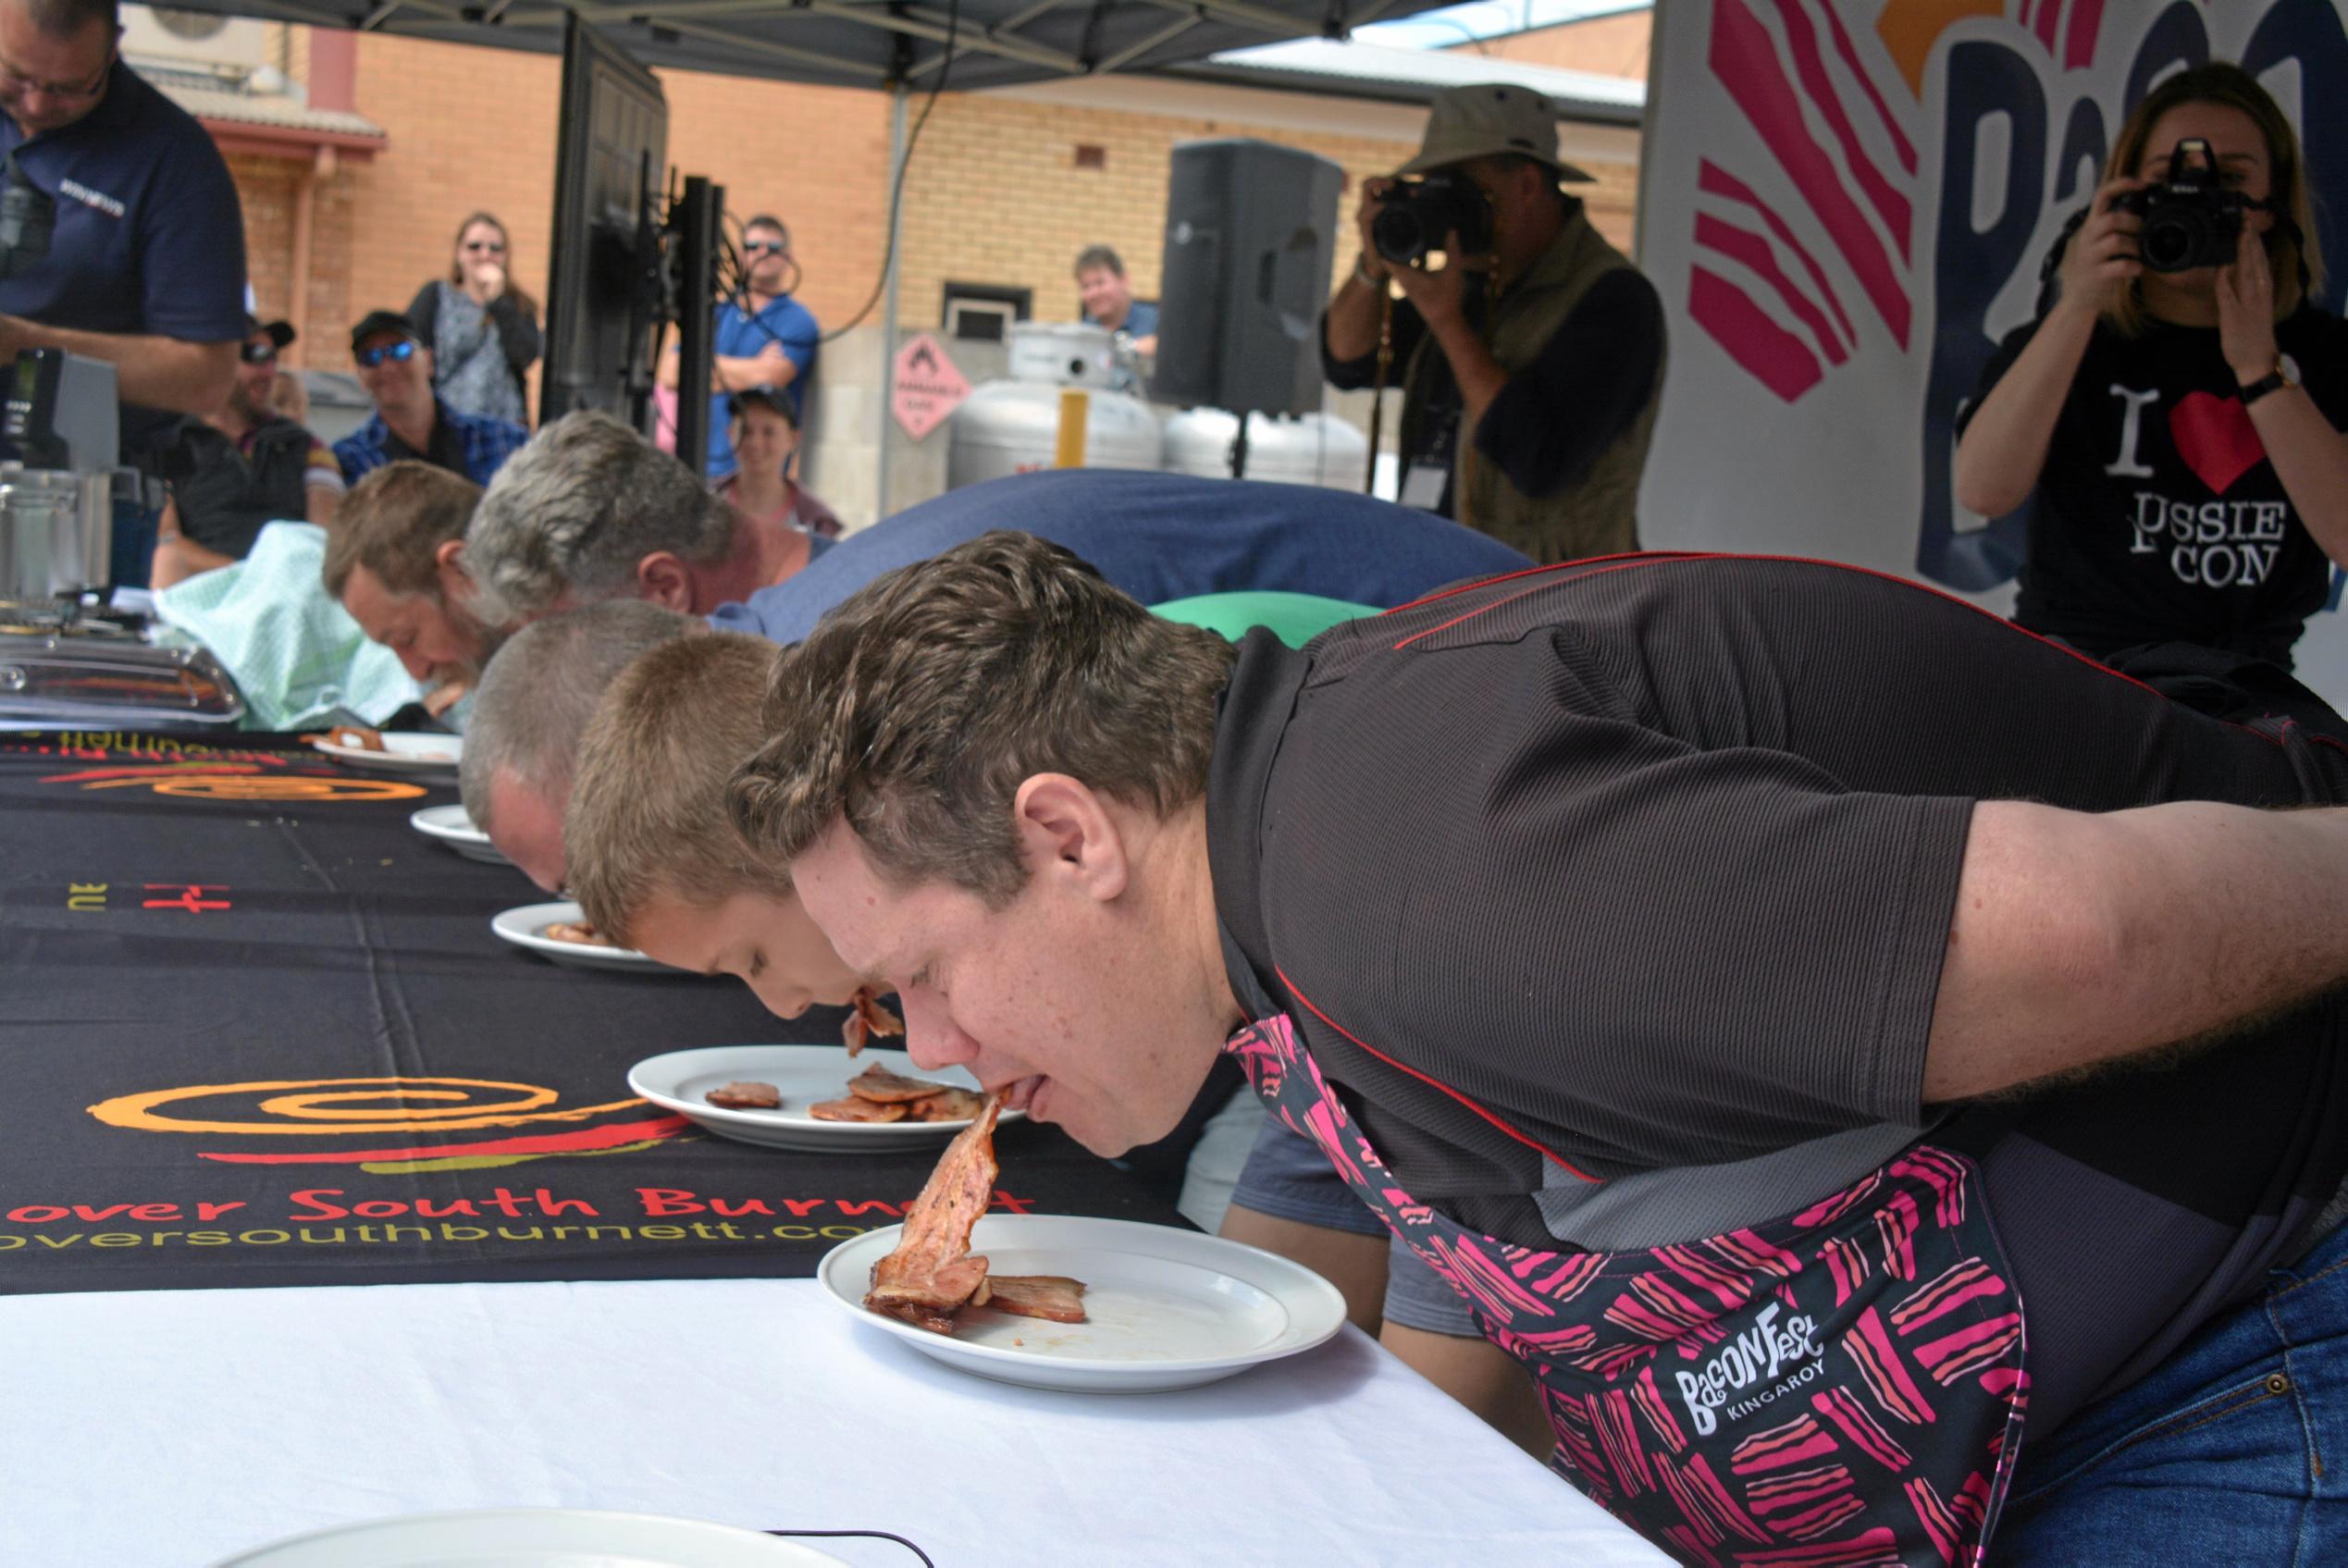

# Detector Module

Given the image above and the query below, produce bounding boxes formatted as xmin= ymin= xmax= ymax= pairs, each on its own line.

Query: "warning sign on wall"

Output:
xmin=891 ymin=334 xmax=971 ymax=441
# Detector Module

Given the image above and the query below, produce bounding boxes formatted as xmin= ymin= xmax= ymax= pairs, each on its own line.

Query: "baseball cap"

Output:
xmin=245 ymin=314 xmax=296 ymax=350
xmin=349 ymin=310 xmax=418 ymax=352
xmin=727 ymin=384 xmax=797 ymax=423
xmin=1396 ymin=83 xmax=1593 ymax=181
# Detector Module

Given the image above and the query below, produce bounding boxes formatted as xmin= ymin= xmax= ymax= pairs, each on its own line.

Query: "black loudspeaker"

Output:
xmin=1151 ymin=139 xmax=1344 ymax=418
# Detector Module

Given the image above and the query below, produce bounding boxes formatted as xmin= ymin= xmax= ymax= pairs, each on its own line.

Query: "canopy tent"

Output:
xmin=145 ymin=0 xmax=1489 ymax=95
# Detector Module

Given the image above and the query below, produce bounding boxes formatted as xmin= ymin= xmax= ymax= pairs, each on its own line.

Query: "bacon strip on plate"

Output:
xmin=846 ymin=1062 xmax=955 ymax=1104
xmin=977 ymin=1275 xmax=1089 ymax=1324
xmin=809 ymin=1095 xmax=908 ymax=1123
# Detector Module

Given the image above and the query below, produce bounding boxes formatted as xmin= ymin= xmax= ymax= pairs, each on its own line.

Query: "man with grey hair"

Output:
xmin=457 ymin=598 xmax=700 ymax=891
xmin=462 ymin=410 xmax=825 ymax=627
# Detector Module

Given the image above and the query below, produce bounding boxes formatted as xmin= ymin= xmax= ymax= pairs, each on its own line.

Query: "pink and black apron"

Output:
xmin=1226 ymin=1011 xmax=2030 ymax=1567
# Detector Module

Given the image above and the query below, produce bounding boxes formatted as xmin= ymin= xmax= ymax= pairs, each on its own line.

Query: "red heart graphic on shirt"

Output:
xmin=2168 ymin=391 xmax=2268 ymax=495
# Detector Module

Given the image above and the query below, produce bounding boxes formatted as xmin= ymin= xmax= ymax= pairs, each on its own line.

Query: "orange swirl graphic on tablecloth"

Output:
xmin=89 ymin=1077 xmax=645 ymax=1135
xmin=42 ymin=762 xmax=426 ymax=802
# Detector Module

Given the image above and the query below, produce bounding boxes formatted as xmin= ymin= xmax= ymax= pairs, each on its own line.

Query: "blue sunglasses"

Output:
xmin=355 ymin=339 xmax=416 ymax=369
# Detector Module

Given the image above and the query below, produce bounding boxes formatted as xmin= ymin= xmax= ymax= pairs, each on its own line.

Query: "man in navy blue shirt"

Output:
xmin=1075 ymin=244 xmax=1158 ymax=355
xmin=0 ymin=0 xmax=243 ymax=461
xmin=334 ymin=310 xmax=526 ymax=487
xmin=659 ymin=212 xmax=819 ymax=480
xmin=708 ymin=467 xmax=1533 ymax=644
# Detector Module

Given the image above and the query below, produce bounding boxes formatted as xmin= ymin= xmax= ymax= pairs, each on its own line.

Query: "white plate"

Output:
xmin=309 ymin=730 xmax=463 ymax=773
xmin=821 ymin=1214 xmax=1348 ymax=1393
xmin=492 ymin=900 xmax=674 ymax=972
xmin=629 ymin=1043 xmax=1023 ymax=1151
xmin=209 ymin=1507 xmax=848 ymax=1566
xmin=410 ymin=803 xmax=510 ymax=865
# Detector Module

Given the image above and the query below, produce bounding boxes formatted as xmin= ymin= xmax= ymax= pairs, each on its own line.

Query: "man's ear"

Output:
xmin=1012 ymin=773 xmax=1127 ymax=902
xmin=636 ymin=552 xmax=695 ymax=611
xmin=432 ymin=538 xmax=474 ymax=605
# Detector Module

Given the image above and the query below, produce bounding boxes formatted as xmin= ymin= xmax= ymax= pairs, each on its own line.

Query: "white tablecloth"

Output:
xmin=0 ymin=1277 xmax=1669 ymax=1567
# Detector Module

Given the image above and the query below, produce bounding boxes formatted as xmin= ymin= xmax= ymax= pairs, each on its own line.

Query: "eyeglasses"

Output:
xmin=463 ymin=240 xmax=506 ymax=253
xmin=240 ymin=341 xmax=278 ymax=366
xmin=355 ymin=340 xmax=417 ymax=369
xmin=0 ymin=47 xmax=112 ymax=103
xmin=744 ymin=240 xmax=788 ymax=256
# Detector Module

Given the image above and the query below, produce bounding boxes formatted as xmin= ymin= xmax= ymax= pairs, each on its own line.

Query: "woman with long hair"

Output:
xmin=405 ymin=212 xmax=541 ymax=428
xmin=1956 ymin=63 xmax=2348 ymax=670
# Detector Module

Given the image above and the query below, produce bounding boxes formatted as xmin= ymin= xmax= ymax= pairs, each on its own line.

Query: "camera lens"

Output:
xmin=1371 ymin=205 xmax=1426 ymax=266
xmin=2139 ymin=214 xmax=2196 ymax=272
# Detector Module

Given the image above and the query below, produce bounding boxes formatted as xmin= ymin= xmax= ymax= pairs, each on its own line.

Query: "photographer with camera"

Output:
xmin=0 ymin=0 xmax=243 ymax=463
xmin=1322 ymin=83 xmax=1662 ymax=563
xmin=1957 ymin=64 xmax=2348 ymax=673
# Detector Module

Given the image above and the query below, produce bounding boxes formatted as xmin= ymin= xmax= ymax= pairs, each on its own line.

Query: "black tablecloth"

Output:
xmin=0 ymin=729 xmax=1185 ymax=1294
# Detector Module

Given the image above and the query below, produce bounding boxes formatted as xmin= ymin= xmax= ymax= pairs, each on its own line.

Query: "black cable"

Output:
xmin=765 ymin=1526 xmax=936 ymax=1566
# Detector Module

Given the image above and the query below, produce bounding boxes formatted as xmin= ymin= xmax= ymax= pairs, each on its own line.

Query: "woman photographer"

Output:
xmin=1956 ymin=64 xmax=2348 ymax=671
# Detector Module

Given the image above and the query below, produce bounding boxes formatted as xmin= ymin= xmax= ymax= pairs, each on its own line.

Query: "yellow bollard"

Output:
xmin=1054 ymin=389 xmax=1090 ymax=468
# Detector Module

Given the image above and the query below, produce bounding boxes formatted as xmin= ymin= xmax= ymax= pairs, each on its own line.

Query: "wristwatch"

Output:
xmin=2241 ymin=355 xmax=2299 ymax=407
xmin=1353 ymin=253 xmax=1382 ymax=288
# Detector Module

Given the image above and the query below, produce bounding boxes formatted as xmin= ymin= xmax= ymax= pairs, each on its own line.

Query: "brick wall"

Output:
xmin=1461 ymin=10 xmax=1651 ymax=81
xmin=214 ymin=29 xmax=1640 ymax=390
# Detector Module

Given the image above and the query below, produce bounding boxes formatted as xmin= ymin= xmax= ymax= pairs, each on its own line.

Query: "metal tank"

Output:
xmin=946 ymin=323 xmax=1163 ymax=489
xmin=1160 ymin=408 xmax=1369 ymax=490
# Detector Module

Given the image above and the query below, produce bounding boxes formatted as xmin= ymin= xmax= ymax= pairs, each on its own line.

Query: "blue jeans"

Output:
xmin=1995 ymin=1220 xmax=2348 ymax=1565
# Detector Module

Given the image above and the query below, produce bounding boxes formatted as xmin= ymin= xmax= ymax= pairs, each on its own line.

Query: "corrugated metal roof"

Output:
xmin=1182 ymin=36 xmax=1642 ymax=120
xmin=138 ymin=63 xmax=387 ymax=141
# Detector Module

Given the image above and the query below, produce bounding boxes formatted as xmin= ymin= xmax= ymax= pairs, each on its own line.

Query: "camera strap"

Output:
xmin=1364 ymin=286 xmax=1393 ymax=496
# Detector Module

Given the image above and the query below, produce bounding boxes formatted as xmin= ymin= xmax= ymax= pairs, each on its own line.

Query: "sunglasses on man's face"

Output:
xmin=241 ymin=341 xmax=278 ymax=366
xmin=744 ymin=240 xmax=788 ymax=256
xmin=356 ymin=340 xmax=417 ymax=369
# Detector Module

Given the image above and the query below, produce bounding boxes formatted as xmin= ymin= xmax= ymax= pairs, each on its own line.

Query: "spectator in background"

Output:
xmin=714 ymin=385 xmax=840 ymax=540
xmin=334 ymin=309 xmax=526 ymax=488
xmin=270 ymin=362 xmax=310 ymax=427
xmin=658 ymin=213 xmax=819 ymax=480
xmin=320 ymin=460 xmax=493 ymax=711
xmin=0 ymin=0 xmax=243 ymax=463
xmin=406 ymin=211 xmax=539 ymax=429
xmin=147 ymin=315 xmax=342 ymax=589
xmin=1323 ymin=83 xmax=1664 ymax=563
xmin=1075 ymin=243 xmax=1159 ymax=357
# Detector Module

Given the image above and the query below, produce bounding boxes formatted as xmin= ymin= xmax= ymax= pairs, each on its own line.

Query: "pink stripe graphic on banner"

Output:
xmin=1769 ymin=0 xmax=1912 ymax=258
xmin=1817 ymin=0 xmax=1915 ymax=172
xmin=2031 ymin=0 xmax=2062 ymax=54
xmin=1708 ymin=0 xmax=1910 ymax=343
xmin=1690 ymin=266 xmax=1825 ymax=402
xmin=2064 ymin=0 xmax=2107 ymax=70
xmin=1699 ymin=159 xmax=1860 ymax=345
xmin=1695 ymin=213 xmax=1851 ymax=364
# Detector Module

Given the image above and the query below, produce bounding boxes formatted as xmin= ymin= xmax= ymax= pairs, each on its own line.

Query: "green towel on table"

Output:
xmin=153 ymin=522 xmax=425 ymax=732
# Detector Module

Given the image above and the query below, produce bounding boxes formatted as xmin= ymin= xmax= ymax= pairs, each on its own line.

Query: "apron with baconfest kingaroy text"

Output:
xmin=1225 ymin=1011 xmax=2030 ymax=1568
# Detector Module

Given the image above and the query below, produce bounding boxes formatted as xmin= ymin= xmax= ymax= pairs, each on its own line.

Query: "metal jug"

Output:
xmin=0 ymin=463 xmax=110 ymax=599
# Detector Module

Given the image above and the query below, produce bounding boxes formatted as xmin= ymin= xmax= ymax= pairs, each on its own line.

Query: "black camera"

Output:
xmin=2114 ymin=138 xmax=2247 ymax=272
xmin=1370 ymin=173 xmax=1495 ymax=268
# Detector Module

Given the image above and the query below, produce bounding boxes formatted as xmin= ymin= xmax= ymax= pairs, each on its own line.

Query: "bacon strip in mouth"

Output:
xmin=842 ymin=989 xmax=904 ymax=1057
xmin=865 ymin=1092 xmax=1005 ymax=1332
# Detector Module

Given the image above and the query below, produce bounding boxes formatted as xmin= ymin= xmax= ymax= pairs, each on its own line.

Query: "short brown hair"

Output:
xmin=321 ymin=461 xmax=482 ymax=599
xmin=727 ymin=531 xmax=1236 ymax=907
xmin=1073 ymin=244 xmax=1124 ymax=278
xmin=2104 ymin=62 xmax=2323 ymax=333
xmin=568 ymin=632 xmax=787 ymax=945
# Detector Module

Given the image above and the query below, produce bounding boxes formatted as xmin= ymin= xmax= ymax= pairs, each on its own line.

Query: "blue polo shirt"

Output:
xmin=0 ymin=62 xmax=246 ymax=461
xmin=708 ymin=468 xmax=1535 ymax=644
xmin=705 ymin=292 xmax=819 ymax=478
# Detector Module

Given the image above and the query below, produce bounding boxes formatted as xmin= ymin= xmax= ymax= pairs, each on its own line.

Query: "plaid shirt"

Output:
xmin=333 ymin=402 xmax=529 ymax=488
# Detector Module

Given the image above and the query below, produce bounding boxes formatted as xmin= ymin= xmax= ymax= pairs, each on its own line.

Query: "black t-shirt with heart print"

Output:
xmin=1961 ymin=303 xmax=2348 ymax=669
